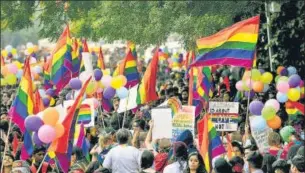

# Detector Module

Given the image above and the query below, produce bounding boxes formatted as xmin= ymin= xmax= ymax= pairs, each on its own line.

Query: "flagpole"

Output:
xmin=122 ymin=86 xmax=131 ymax=129
xmin=245 ymin=68 xmax=253 ymax=132
xmin=0 ymin=112 xmax=13 ymax=172
xmin=36 ymin=153 xmax=48 ymax=172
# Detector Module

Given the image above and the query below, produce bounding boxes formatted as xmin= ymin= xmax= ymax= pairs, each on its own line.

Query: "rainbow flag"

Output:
xmin=76 ymin=123 xmax=90 ymax=161
xmin=71 ymin=38 xmax=82 ymax=77
xmin=97 ymin=47 xmax=106 ymax=70
xmin=127 ymin=41 xmax=137 ymax=59
xmin=79 ymin=39 xmax=88 ymax=73
xmin=200 ymin=114 xmax=226 ymax=172
xmin=191 ymin=16 xmax=260 ymax=68
xmin=48 ymin=76 xmax=91 ymax=172
xmin=43 ymin=57 xmax=53 ymax=90
xmin=120 ymin=49 xmax=140 ymax=88
xmin=77 ymin=104 xmax=91 ymax=124
xmin=184 ymin=51 xmax=195 ymax=69
xmin=167 ymin=97 xmax=182 ymax=117
xmin=137 ymin=48 xmax=159 ymax=104
xmin=33 ymin=90 xmax=45 ymax=114
xmin=101 ymin=97 xmax=112 ymax=112
xmin=8 ymin=57 xmax=34 ymax=160
xmin=49 ymin=25 xmax=73 ymax=93
xmin=197 ymin=67 xmax=212 ymax=101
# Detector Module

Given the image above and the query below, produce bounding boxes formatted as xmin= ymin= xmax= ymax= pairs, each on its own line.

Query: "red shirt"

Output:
xmin=269 ymin=148 xmax=287 ymax=159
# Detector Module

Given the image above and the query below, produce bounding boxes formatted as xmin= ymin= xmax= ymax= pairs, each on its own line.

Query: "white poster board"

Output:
xmin=151 ymin=108 xmax=173 ymax=140
xmin=117 ymin=84 xmax=139 ymax=113
xmin=209 ymin=102 xmax=239 ymax=114
xmin=249 ymin=116 xmax=272 ymax=153
xmin=172 ymin=106 xmax=195 ymax=140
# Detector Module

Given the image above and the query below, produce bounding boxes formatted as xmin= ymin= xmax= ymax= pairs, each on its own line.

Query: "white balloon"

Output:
xmin=5 ymin=45 xmax=13 ymax=53
xmin=26 ymin=42 xmax=34 ymax=49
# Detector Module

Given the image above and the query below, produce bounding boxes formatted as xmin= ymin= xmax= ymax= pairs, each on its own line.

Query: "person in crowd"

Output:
xmin=140 ymin=150 xmax=155 ymax=173
xmin=163 ymin=141 xmax=188 ymax=173
xmin=268 ymin=132 xmax=287 ymax=159
xmin=180 ymin=88 xmax=189 ymax=105
xmin=1 ymin=151 xmax=14 ymax=173
xmin=290 ymin=155 xmax=305 ymax=173
xmin=287 ymin=144 xmax=302 ymax=162
xmin=11 ymin=160 xmax=31 ymax=173
xmin=246 ymin=151 xmax=264 ymax=173
xmin=231 ymin=141 xmax=244 ymax=158
xmin=272 ymin=159 xmax=290 ymax=173
xmin=261 ymin=153 xmax=276 ymax=173
xmin=29 ymin=146 xmax=53 ymax=173
xmin=229 ymin=156 xmax=244 ymax=173
xmin=103 ymin=128 xmax=142 ymax=173
xmin=213 ymin=157 xmax=232 ymax=173
xmin=132 ymin=119 xmax=148 ymax=149
xmin=70 ymin=147 xmax=89 ymax=172
xmin=176 ymin=130 xmax=198 ymax=154
xmin=297 ymin=146 xmax=304 ymax=157
xmin=184 ymin=152 xmax=207 ymax=173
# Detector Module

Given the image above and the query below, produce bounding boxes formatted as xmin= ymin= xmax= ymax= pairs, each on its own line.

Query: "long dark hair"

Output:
xmin=184 ymin=152 xmax=207 ymax=173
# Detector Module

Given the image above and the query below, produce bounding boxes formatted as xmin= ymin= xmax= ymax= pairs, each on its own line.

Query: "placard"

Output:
xmin=117 ymin=84 xmax=139 ymax=113
xmin=208 ymin=102 xmax=239 ymax=114
xmin=151 ymin=108 xmax=172 ymax=140
xmin=172 ymin=106 xmax=195 ymax=140
xmin=249 ymin=116 xmax=272 ymax=153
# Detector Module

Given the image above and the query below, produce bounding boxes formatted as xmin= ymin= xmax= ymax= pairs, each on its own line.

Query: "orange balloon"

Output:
xmin=1 ymin=65 xmax=9 ymax=76
xmin=34 ymin=73 xmax=40 ymax=80
xmin=42 ymin=107 xmax=59 ymax=126
xmin=54 ymin=123 xmax=65 ymax=138
xmin=267 ymin=115 xmax=282 ymax=129
xmin=33 ymin=45 xmax=39 ymax=52
xmin=252 ymin=81 xmax=264 ymax=92
xmin=276 ymin=66 xmax=285 ymax=75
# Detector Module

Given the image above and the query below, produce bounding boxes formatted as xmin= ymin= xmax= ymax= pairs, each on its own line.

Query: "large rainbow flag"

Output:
xmin=191 ymin=16 xmax=260 ymax=68
xmin=49 ymin=25 xmax=73 ymax=92
xmin=136 ymin=48 xmax=159 ymax=104
xmin=9 ymin=57 xmax=34 ymax=160
xmin=199 ymin=114 xmax=226 ymax=172
xmin=71 ymin=38 xmax=82 ymax=77
xmin=127 ymin=41 xmax=137 ymax=59
xmin=120 ymin=49 xmax=140 ymax=88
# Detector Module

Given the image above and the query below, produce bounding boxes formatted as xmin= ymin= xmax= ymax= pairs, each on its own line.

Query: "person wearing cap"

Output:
xmin=246 ymin=151 xmax=264 ymax=173
xmin=11 ymin=160 xmax=31 ymax=173
xmin=272 ymin=159 xmax=290 ymax=173
xmin=290 ymin=155 xmax=305 ymax=173
xmin=30 ymin=146 xmax=53 ymax=173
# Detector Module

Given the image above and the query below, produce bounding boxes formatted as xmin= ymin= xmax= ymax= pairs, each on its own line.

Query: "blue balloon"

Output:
xmin=16 ymin=69 xmax=23 ymax=79
xmin=251 ymin=116 xmax=267 ymax=131
xmin=116 ymin=87 xmax=128 ymax=99
xmin=276 ymin=92 xmax=288 ymax=103
xmin=287 ymin=66 xmax=297 ymax=76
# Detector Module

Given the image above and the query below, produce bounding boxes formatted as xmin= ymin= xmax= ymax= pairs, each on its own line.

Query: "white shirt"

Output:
xmin=163 ymin=161 xmax=187 ymax=173
xmin=103 ymin=145 xmax=142 ymax=173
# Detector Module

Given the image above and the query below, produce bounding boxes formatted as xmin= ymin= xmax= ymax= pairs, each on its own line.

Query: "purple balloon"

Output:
xmin=280 ymin=68 xmax=288 ymax=76
xmin=244 ymin=90 xmax=255 ymax=98
xmin=288 ymin=74 xmax=301 ymax=88
xmin=46 ymin=89 xmax=55 ymax=97
xmin=249 ymin=100 xmax=264 ymax=115
xmin=103 ymin=87 xmax=116 ymax=99
xmin=94 ymin=69 xmax=103 ymax=81
xmin=24 ymin=116 xmax=44 ymax=132
xmin=69 ymin=78 xmax=82 ymax=90
xmin=43 ymin=97 xmax=50 ymax=107
xmin=32 ymin=132 xmax=43 ymax=146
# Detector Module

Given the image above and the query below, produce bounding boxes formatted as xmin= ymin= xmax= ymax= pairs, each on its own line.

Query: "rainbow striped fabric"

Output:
xmin=167 ymin=97 xmax=182 ymax=117
xmin=200 ymin=114 xmax=226 ymax=172
xmin=191 ymin=16 xmax=260 ymax=68
xmin=97 ymin=47 xmax=106 ymax=70
xmin=76 ymin=123 xmax=90 ymax=161
xmin=120 ymin=49 xmax=140 ymax=88
xmin=9 ymin=57 xmax=34 ymax=160
xmin=49 ymin=25 xmax=73 ymax=92
xmin=71 ymin=38 xmax=82 ymax=77
xmin=77 ymin=104 xmax=91 ymax=124
xmin=127 ymin=41 xmax=137 ymax=59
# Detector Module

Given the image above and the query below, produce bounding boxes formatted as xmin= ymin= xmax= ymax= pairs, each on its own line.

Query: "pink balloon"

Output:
xmin=38 ymin=125 xmax=56 ymax=143
xmin=30 ymin=57 xmax=37 ymax=64
xmin=101 ymin=75 xmax=112 ymax=87
xmin=7 ymin=64 xmax=18 ymax=74
xmin=236 ymin=81 xmax=243 ymax=91
xmin=265 ymin=99 xmax=280 ymax=112
xmin=276 ymin=81 xmax=290 ymax=93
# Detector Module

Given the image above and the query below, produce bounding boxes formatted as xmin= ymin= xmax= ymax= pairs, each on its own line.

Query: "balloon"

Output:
xmin=101 ymin=75 xmax=112 ymax=87
xmin=24 ymin=116 xmax=44 ymax=132
xmin=50 ymin=97 xmax=56 ymax=106
xmin=33 ymin=45 xmax=39 ymax=52
xmin=96 ymin=88 xmax=103 ymax=93
xmin=7 ymin=64 xmax=18 ymax=74
xmin=263 ymin=84 xmax=270 ymax=92
xmin=94 ymin=69 xmax=103 ymax=81
xmin=242 ymin=71 xmax=251 ymax=80
xmin=278 ymin=76 xmax=288 ymax=83
xmin=33 ymin=132 xmax=44 ymax=146
xmin=235 ymin=81 xmax=244 ymax=91
xmin=46 ymin=89 xmax=56 ymax=97
xmin=250 ymin=116 xmax=267 ymax=131
xmin=243 ymin=79 xmax=252 ymax=91
xmin=285 ymin=101 xmax=294 ymax=109
xmin=276 ymin=92 xmax=288 ymax=103
xmin=69 ymin=78 xmax=82 ymax=90
xmin=0 ymin=78 xmax=7 ymax=86
xmin=280 ymin=126 xmax=295 ymax=143
xmin=265 ymin=99 xmax=280 ymax=112
xmin=252 ymin=81 xmax=264 ymax=92
xmin=276 ymin=66 xmax=285 ymax=75
xmin=86 ymin=81 xmax=96 ymax=95
xmin=42 ymin=97 xmax=50 ymax=107
xmin=251 ymin=69 xmax=261 ymax=81
xmin=244 ymin=90 xmax=255 ymax=98
xmin=93 ymin=98 xmax=99 ymax=109
xmin=249 ymin=100 xmax=264 ymax=115
xmin=116 ymin=87 xmax=128 ymax=99
xmin=111 ymin=76 xmax=124 ymax=89
xmin=38 ymin=125 xmax=56 ymax=143
xmin=287 ymin=66 xmax=297 ymax=76
xmin=267 ymin=116 xmax=282 ymax=129
xmin=5 ymin=45 xmax=13 ymax=53
xmin=280 ymin=68 xmax=288 ymax=76
xmin=288 ymin=74 xmax=301 ymax=88
xmin=261 ymin=72 xmax=273 ymax=84
xmin=13 ymin=61 xmax=22 ymax=69
xmin=54 ymin=123 xmax=65 ymax=138
xmin=117 ymin=75 xmax=127 ymax=87
xmin=103 ymin=87 xmax=116 ymax=99
xmin=276 ymin=81 xmax=290 ymax=93
xmin=5 ymin=74 xmax=17 ymax=85
xmin=1 ymin=49 xmax=8 ymax=57
xmin=42 ymin=107 xmax=59 ymax=126
xmin=26 ymin=42 xmax=34 ymax=49
xmin=16 ymin=69 xmax=23 ymax=79
xmin=275 ymin=75 xmax=280 ymax=83
xmin=30 ymin=57 xmax=37 ymax=64
xmin=34 ymin=66 xmax=42 ymax=74
xmin=258 ymin=69 xmax=265 ymax=74
xmin=79 ymin=71 xmax=92 ymax=83
xmin=262 ymin=106 xmax=276 ymax=120
xmin=1 ymin=65 xmax=9 ymax=76
xmin=287 ymin=88 xmax=300 ymax=101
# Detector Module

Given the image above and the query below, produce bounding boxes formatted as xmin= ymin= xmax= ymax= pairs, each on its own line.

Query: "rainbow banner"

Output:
xmin=191 ymin=16 xmax=260 ymax=68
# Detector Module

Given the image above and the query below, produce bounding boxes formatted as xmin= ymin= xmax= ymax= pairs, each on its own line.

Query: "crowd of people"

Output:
xmin=0 ymin=55 xmax=304 ymax=173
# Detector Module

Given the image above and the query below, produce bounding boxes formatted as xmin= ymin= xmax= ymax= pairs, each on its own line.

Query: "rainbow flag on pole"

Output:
xmin=97 ymin=47 xmax=106 ymax=70
xmin=191 ymin=16 xmax=260 ymax=68
xmin=9 ymin=57 xmax=34 ymax=160
xmin=120 ymin=49 xmax=140 ymax=88
xmin=71 ymin=38 xmax=82 ymax=77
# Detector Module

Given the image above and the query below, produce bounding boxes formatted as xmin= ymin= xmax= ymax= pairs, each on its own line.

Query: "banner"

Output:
xmin=208 ymin=102 xmax=239 ymax=131
xmin=249 ymin=116 xmax=272 ymax=153
xmin=117 ymin=84 xmax=139 ymax=113
xmin=151 ymin=108 xmax=172 ymax=140
xmin=172 ymin=106 xmax=195 ymax=140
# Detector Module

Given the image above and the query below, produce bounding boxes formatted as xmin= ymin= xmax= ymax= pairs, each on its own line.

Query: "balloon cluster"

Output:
xmin=1 ymin=45 xmax=18 ymax=59
xmin=236 ymin=69 xmax=273 ymax=98
xmin=24 ymin=107 xmax=64 ymax=145
xmin=169 ymin=53 xmax=183 ymax=70
xmin=1 ymin=61 xmax=24 ymax=86
xmin=249 ymin=99 xmax=282 ymax=130
xmin=275 ymin=66 xmax=303 ymax=103
xmin=42 ymin=89 xmax=56 ymax=107
xmin=24 ymin=42 xmax=39 ymax=56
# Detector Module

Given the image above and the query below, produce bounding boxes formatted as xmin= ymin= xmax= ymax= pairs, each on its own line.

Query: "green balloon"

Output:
xmin=280 ymin=126 xmax=295 ymax=143
xmin=262 ymin=106 xmax=276 ymax=120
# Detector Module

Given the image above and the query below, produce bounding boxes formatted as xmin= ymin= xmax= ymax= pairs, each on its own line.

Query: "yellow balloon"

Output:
xmin=287 ymin=88 xmax=300 ymax=101
xmin=102 ymin=69 xmax=111 ymax=75
xmin=11 ymin=48 xmax=17 ymax=55
xmin=261 ymin=72 xmax=273 ymax=84
xmin=5 ymin=74 xmax=17 ymax=85
xmin=251 ymin=69 xmax=261 ymax=81
xmin=27 ymin=47 xmax=34 ymax=54
xmin=110 ymin=76 xmax=123 ymax=89
xmin=50 ymin=97 xmax=56 ymax=106
xmin=0 ymin=78 xmax=7 ymax=86
xmin=13 ymin=61 xmax=22 ymax=69
xmin=1 ymin=50 xmax=8 ymax=57
xmin=86 ymin=81 xmax=95 ymax=95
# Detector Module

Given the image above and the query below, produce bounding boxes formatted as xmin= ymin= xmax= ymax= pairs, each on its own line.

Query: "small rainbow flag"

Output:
xmin=77 ymin=104 xmax=91 ymax=124
xmin=191 ymin=16 xmax=260 ymax=68
xmin=97 ymin=47 xmax=106 ymax=70
xmin=167 ymin=97 xmax=182 ymax=117
xmin=121 ymin=49 xmax=140 ymax=88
